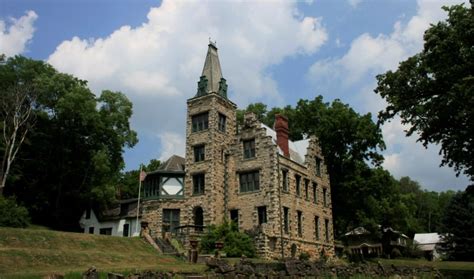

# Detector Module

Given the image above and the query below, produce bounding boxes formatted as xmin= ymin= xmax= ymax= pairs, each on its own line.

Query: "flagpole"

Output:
xmin=135 ymin=165 xmax=143 ymax=236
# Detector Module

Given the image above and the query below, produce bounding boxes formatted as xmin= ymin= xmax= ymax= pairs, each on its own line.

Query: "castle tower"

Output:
xmin=184 ymin=43 xmax=237 ymax=227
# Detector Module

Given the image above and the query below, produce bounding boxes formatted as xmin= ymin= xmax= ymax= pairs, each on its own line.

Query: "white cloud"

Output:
xmin=348 ymin=0 xmax=363 ymax=8
xmin=307 ymin=0 xmax=470 ymax=190
xmin=157 ymin=132 xmax=185 ymax=161
xmin=0 ymin=11 xmax=37 ymax=57
xmin=47 ymin=0 xmax=328 ymax=165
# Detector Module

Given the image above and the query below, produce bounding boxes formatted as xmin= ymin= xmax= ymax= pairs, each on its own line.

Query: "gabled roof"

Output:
xmin=344 ymin=227 xmax=371 ymax=236
xmin=261 ymin=124 xmax=309 ymax=164
xmin=414 ymin=233 xmax=443 ymax=245
xmin=157 ymin=155 xmax=185 ymax=172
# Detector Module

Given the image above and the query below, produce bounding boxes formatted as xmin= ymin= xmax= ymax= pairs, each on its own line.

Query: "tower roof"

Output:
xmin=196 ymin=42 xmax=228 ymax=98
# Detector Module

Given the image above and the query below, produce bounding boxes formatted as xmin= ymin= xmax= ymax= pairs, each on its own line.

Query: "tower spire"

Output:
xmin=196 ymin=43 xmax=227 ymax=98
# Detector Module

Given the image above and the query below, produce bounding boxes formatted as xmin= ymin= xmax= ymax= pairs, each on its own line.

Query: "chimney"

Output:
xmin=275 ymin=114 xmax=290 ymax=157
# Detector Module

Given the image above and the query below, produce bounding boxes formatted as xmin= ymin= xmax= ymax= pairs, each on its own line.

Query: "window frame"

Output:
xmin=315 ymin=216 xmax=320 ymax=240
xmin=295 ymin=175 xmax=301 ymax=197
xmin=192 ymin=173 xmax=205 ymax=195
xmin=283 ymin=207 xmax=289 ymax=234
xmin=257 ymin=206 xmax=267 ymax=225
xmin=282 ymin=169 xmax=289 ymax=192
xmin=297 ymin=210 xmax=303 ymax=237
xmin=218 ymin=113 xmax=226 ymax=132
xmin=239 ymin=171 xmax=260 ymax=193
xmin=194 ymin=144 xmax=205 ymax=162
xmin=191 ymin=112 xmax=209 ymax=132
xmin=243 ymin=139 xmax=256 ymax=159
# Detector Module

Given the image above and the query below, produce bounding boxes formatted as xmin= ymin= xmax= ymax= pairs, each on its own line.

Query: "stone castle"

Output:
xmin=140 ymin=43 xmax=335 ymax=259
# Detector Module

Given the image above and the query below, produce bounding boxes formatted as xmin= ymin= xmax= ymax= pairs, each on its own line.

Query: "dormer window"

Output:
xmin=218 ymin=113 xmax=226 ymax=132
xmin=192 ymin=112 xmax=209 ymax=132
xmin=316 ymin=157 xmax=322 ymax=177
xmin=243 ymin=139 xmax=256 ymax=159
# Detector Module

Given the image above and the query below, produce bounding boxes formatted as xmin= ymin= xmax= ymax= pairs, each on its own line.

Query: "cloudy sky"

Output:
xmin=1 ymin=0 xmax=470 ymax=191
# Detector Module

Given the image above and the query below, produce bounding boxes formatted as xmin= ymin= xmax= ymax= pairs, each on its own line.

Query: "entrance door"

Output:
xmin=162 ymin=209 xmax=180 ymax=234
xmin=193 ymin=207 xmax=204 ymax=231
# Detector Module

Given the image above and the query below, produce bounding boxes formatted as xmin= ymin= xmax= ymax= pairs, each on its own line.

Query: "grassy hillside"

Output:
xmin=0 ymin=227 xmax=204 ymax=277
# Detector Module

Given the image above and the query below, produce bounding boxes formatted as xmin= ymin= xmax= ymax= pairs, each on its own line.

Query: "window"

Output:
xmin=123 ymin=224 xmax=129 ymax=237
xmin=230 ymin=209 xmax=239 ymax=230
xmin=283 ymin=207 xmax=289 ymax=234
xmin=100 ymin=228 xmax=112 ymax=235
xmin=323 ymin=188 xmax=328 ymax=207
xmin=295 ymin=175 xmax=301 ymax=197
xmin=313 ymin=183 xmax=318 ymax=204
xmin=239 ymin=171 xmax=260 ymax=192
xmin=325 ymin=219 xmax=330 ymax=242
xmin=163 ymin=209 xmax=180 ymax=233
xmin=304 ymin=179 xmax=309 ymax=200
xmin=194 ymin=145 xmax=205 ymax=162
xmin=316 ymin=157 xmax=322 ymax=176
xmin=218 ymin=113 xmax=226 ymax=132
xmin=192 ymin=112 xmax=209 ymax=132
xmin=297 ymin=211 xmax=303 ymax=237
xmin=257 ymin=206 xmax=267 ymax=225
xmin=85 ymin=208 xmax=91 ymax=219
xmin=315 ymin=216 xmax=320 ymax=240
xmin=243 ymin=139 xmax=256 ymax=159
xmin=88 ymin=227 xmax=94 ymax=234
xmin=282 ymin=169 xmax=289 ymax=192
xmin=193 ymin=173 xmax=205 ymax=195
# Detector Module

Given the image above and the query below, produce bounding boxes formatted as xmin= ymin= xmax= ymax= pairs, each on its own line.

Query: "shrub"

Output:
xmin=299 ymin=251 xmax=310 ymax=261
xmin=0 ymin=196 xmax=30 ymax=228
xmin=200 ymin=221 xmax=256 ymax=258
xmin=391 ymin=247 xmax=402 ymax=258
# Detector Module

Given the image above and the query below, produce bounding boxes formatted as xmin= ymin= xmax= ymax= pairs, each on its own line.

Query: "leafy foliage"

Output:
xmin=118 ymin=159 xmax=161 ymax=199
xmin=0 ymin=196 xmax=30 ymax=228
xmin=200 ymin=221 xmax=256 ymax=258
xmin=0 ymin=56 xmax=137 ymax=230
xmin=442 ymin=186 xmax=474 ymax=261
xmin=375 ymin=4 xmax=474 ymax=181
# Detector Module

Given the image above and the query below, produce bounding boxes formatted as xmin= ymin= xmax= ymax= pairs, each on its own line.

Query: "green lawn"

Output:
xmin=0 ymin=227 xmax=205 ymax=278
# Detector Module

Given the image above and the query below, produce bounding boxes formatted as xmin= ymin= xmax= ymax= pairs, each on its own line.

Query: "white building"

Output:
xmin=414 ymin=233 xmax=445 ymax=260
xmin=79 ymin=199 xmax=141 ymax=237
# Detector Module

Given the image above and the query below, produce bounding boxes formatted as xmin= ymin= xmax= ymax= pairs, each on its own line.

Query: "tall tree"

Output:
xmin=375 ymin=4 xmax=474 ymax=181
xmin=0 ymin=83 xmax=36 ymax=194
xmin=1 ymin=56 xmax=137 ymax=230
xmin=442 ymin=186 xmax=474 ymax=261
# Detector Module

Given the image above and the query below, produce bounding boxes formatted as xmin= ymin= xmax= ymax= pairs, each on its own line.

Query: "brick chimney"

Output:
xmin=275 ymin=114 xmax=290 ymax=157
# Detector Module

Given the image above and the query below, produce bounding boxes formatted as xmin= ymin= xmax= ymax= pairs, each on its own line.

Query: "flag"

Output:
xmin=140 ymin=170 xmax=147 ymax=182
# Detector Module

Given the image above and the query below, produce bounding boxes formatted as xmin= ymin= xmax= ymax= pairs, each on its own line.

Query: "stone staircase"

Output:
xmin=155 ymin=237 xmax=182 ymax=257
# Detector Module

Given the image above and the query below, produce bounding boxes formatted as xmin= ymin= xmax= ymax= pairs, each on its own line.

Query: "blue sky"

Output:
xmin=0 ymin=0 xmax=469 ymax=191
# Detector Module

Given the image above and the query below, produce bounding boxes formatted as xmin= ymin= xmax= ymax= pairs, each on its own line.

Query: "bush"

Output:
xmin=391 ymin=248 xmax=402 ymax=258
xmin=0 ymin=196 xmax=30 ymax=227
xmin=299 ymin=251 xmax=310 ymax=261
xmin=200 ymin=221 xmax=256 ymax=258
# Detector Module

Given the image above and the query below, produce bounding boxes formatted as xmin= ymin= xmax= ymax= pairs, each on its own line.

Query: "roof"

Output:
xmin=157 ymin=155 xmax=185 ymax=172
xmin=344 ymin=227 xmax=371 ymax=236
xmin=100 ymin=199 xmax=139 ymax=221
xmin=201 ymin=43 xmax=223 ymax=94
xmin=261 ymin=123 xmax=309 ymax=164
xmin=414 ymin=233 xmax=443 ymax=245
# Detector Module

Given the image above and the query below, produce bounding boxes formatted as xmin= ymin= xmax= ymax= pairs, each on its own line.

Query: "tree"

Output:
xmin=0 ymin=83 xmax=36 ymax=194
xmin=0 ymin=56 xmax=138 ymax=230
xmin=375 ymin=4 xmax=474 ymax=181
xmin=442 ymin=186 xmax=474 ymax=261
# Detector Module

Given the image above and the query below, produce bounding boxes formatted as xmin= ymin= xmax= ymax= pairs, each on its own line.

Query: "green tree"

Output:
xmin=375 ymin=4 xmax=474 ymax=181
xmin=118 ymin=159 xmax=161 ymax=199
xmin=0 ymin=56 xmax=137 ymax=230
xmin=442 ymin=186 xmax=474 ymax=261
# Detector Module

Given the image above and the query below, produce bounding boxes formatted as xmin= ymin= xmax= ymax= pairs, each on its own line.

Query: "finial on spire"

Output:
xmin=208 ymin=37 xmax=217 ymax=49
